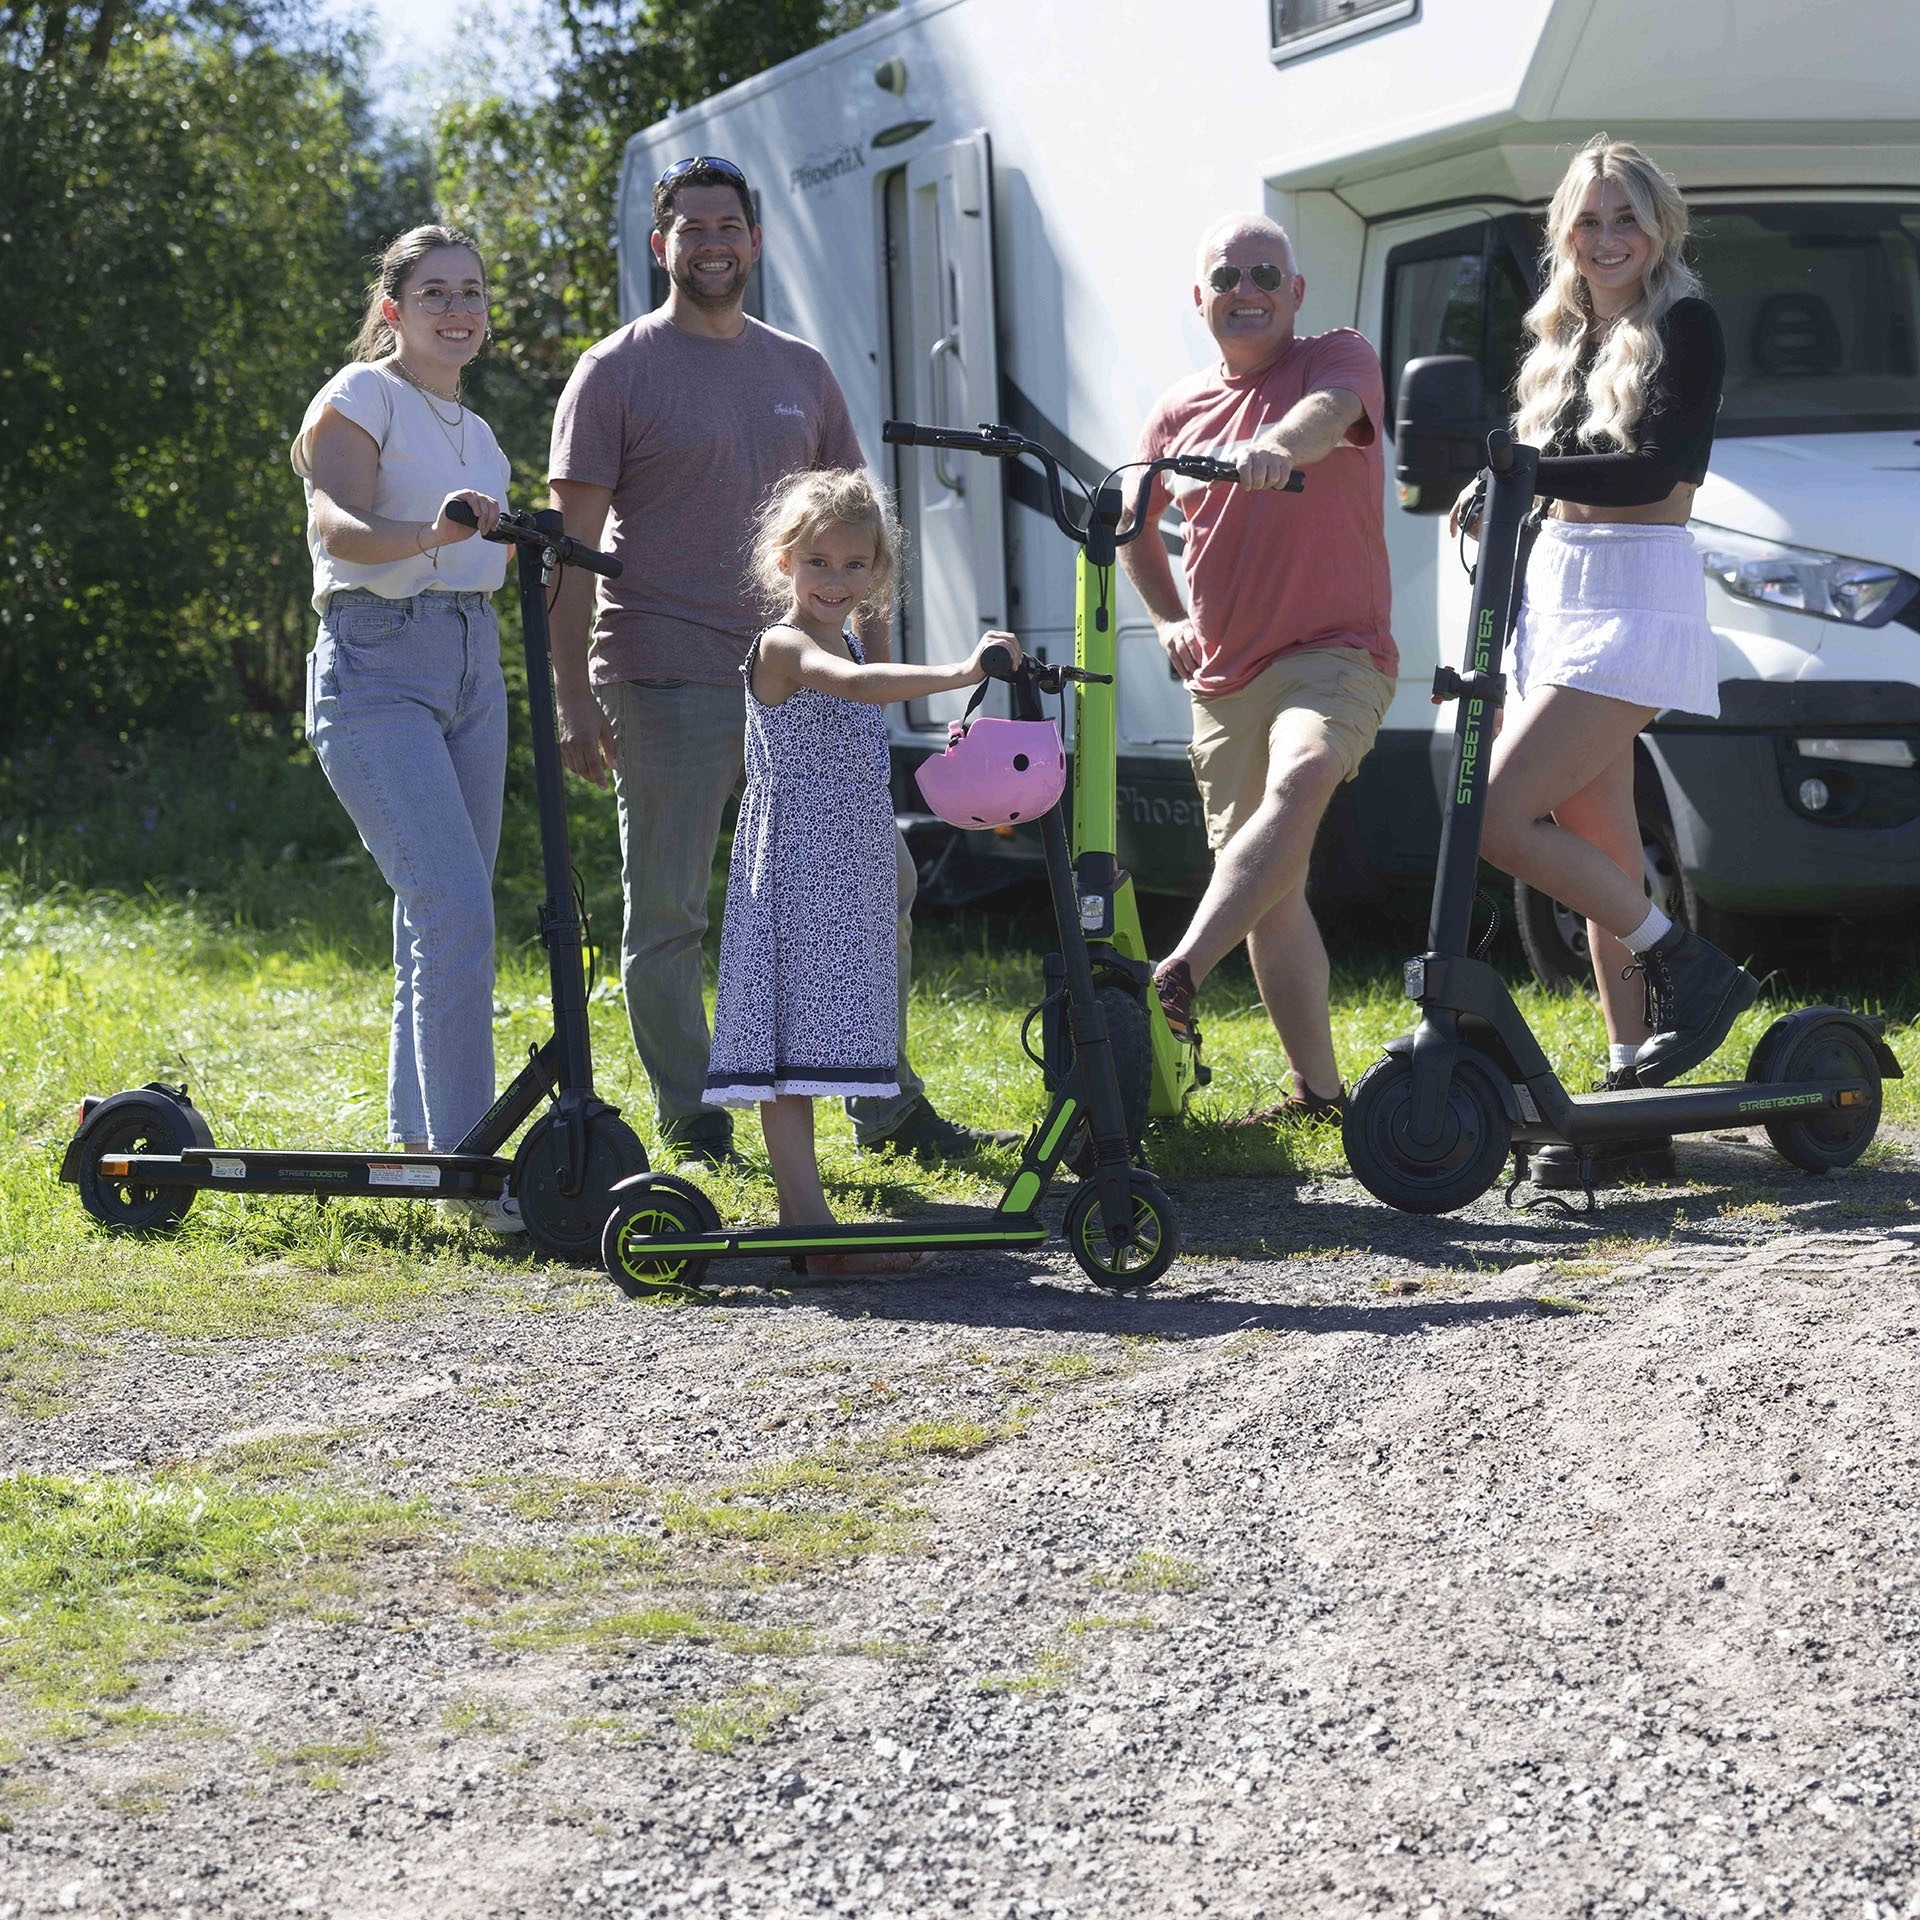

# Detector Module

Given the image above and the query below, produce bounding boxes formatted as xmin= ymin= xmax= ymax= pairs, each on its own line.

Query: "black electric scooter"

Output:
xmin=61 ymin=503 xmax=652 ymax=1263
xmin=1342 ymin=362 xmax=1899 ymax=1214
xmin=598 ymin=649 xmax=1182 ymax=1296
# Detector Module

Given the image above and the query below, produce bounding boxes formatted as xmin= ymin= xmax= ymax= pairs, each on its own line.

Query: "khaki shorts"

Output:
xmin=1187 ymin=646 xmax=1396 ymax=852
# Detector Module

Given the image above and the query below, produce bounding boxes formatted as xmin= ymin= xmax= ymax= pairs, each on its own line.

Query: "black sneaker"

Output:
xmin=663 ymin=1129 xmax=739 ymax=1173
xmin=1629 ymin=925 xmax=1760 ymax=1086
xmin=1530 ymin=1067 xmax=1675 ymax=1189
xmin=857 ymin=1097 xmax=1022 ymax=1162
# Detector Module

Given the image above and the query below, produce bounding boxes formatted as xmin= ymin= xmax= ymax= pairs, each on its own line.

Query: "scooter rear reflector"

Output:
xmin=99 ymin=1158 xmax=130 ymax=1177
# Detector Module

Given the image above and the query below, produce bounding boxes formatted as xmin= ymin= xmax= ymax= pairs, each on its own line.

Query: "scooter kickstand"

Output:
xmin=1503 ymin=1151 xmax=1597 ymax=1217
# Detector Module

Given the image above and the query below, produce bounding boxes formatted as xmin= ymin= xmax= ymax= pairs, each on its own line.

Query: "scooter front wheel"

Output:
xmin=513 ymin=1107 xmax=651 ymax=1265
xmin=1745 ymin=1012 xmax=1882 ymax=1173
xmin=1343 ymin=1052 xmax=1511 ymax=1215
xmin=1063 ymin=1170 xmax=1178 ymax=1291
xmin=602 ymin=1173 xmax=719 ymax=1298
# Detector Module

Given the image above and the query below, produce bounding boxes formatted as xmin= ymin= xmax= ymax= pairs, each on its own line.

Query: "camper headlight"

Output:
xmin=1689 ymin=522 xmax=1919 ymax=628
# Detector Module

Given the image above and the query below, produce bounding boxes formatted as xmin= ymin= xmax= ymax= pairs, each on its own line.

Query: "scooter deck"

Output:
xmin=1519 ymin=1076 xmax=1874 ymax=1146
xmin=81 ymin=1147 xmax=511 ymax=1199
xmin=616 ymin=1207 xmax=1052 ymax=1264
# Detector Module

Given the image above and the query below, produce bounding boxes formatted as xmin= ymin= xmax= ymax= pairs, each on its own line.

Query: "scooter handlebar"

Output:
xmin=882 ymin=419 xmax=1023 ymax=457
xmin=978 ymin=643 xmax=1017 ymax=681
xmin=1163 ymin=454 xmax=1305 ymax=491
xmin=445 ymin=500 xmax=623 ymax=578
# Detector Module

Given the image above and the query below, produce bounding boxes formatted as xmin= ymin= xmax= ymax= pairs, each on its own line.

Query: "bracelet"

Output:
xmin=416 ymin=521 xmax=441 ymax=570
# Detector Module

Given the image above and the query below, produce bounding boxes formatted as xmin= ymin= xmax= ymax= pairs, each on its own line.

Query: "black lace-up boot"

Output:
xmin=1630 ymin=924 xmax=1760 ymax=1086
xmin=1529 ymin=1065 xmax=1675 ymax=1189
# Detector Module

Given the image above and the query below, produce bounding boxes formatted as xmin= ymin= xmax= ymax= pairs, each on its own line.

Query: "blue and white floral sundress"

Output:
xmin=703 ymin=629 xmax=900 ymax=1106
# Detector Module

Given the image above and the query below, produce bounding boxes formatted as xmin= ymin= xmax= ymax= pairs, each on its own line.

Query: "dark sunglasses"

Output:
xmin=1207 ymin=262 xmax=1290 ymax=294
xmin=655 ymin=154 xmax=750 ymax=192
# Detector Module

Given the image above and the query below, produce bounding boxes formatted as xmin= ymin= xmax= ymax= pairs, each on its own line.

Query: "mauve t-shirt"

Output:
xmin=1137 ymin=327 xmax=1397 ymax=696
xmin=548 ymin=311 xmax=865 ymax=687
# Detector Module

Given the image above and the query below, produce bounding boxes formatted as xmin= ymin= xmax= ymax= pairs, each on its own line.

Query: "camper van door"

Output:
xmin=888 ymin=130 xmax=1007 ymax=727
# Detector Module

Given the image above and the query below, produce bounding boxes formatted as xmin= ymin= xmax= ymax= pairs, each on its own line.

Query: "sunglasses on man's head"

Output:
xmin=1208 ymin=262 xmax=1290 ymax=294
xmin=655 ymin=154 xmax=750 ymax=192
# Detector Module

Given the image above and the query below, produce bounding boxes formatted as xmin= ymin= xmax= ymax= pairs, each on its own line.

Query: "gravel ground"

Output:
xmin=3 ymin=1130 xmax=1919 ymax=1920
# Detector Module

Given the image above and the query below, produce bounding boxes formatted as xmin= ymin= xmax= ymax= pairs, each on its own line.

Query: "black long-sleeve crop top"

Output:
xmin=1532 ymin=297 xmax=1725 ymax=507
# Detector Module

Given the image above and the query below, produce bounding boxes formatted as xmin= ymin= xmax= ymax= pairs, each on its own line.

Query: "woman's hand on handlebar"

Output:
xmin=964 ymin=630 xmax=1024 ymax=683
xmin=427 ymin=489 xmax=502 ymax=550
xmin=1448 ymin=485 xmax=1483 ymax=544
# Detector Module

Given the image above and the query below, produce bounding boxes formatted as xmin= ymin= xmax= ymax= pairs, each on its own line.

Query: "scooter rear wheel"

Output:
xmin=73 ymin=1088 xmax=209 ymax=1234
xmin=601 ymin=1174 xmax=719 ymax=1297
xmin=1343 ymin=1052 xmax=1511 ymax=1215
xmin=1063 ymin=1170 xmax=1178 ymax=1291
xmin=1745 ymin=1013 xmax=1882 ymax=1173
xmin=513 ymin=1108 xmax=651 ymax=1265
xmin=1061 ymin=985 xmax=1153 ymax=1174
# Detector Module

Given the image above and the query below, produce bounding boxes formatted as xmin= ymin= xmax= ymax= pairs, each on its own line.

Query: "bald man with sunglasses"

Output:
xmin=1122 ymin=214 xmax=1397 ymax=1128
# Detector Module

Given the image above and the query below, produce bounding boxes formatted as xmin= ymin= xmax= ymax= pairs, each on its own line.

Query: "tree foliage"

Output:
xmin=438 ymin=1 xmax=893 ymax=402
xmin=0 ymin=2 xmax=429 ymax=738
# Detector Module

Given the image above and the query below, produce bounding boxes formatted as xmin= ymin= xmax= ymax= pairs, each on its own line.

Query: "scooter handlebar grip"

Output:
xmin=1486 ymin=428 xmax=1516 ymax=475
xmin=567 ymin=542 xmax=622 ymax=579
xmin=881 ymin=419 xmax=922 ymax=446
xmin=979 ymin=643 xmax=1016 ymax=681
xmin=445 ymin=499 xmax=479 ymax=526
xmin=1282 ymin=470 xmax=1305 ymax=492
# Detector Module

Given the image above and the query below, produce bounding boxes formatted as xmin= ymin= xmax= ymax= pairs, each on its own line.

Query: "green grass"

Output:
xmin=674 ymin=1683 xmax=803 ymax=1754
xmin=0 ymin=1469 xmax=426 ymax=1731
xmin=2 ymin=730 xmax=1916 ymax=1419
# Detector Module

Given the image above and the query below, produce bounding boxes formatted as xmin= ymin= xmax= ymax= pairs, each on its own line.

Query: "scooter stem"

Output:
xmin=518 ymin=515 xmax=595 ymax=1098
xmin=1428 ymin=437 xmax=1539 ymax=957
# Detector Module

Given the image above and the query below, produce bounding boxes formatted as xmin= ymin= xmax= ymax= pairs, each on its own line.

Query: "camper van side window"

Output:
xmin=1270 ymin=0 xmax=1417 ymax=63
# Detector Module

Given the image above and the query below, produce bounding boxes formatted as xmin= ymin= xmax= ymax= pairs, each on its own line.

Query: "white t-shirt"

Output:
xmin=292 ymin=360 xmax=512 ymax=611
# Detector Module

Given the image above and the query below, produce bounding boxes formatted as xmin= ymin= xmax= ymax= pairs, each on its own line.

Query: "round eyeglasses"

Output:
xmin=411 ymin=287 xmax=488 ymax=315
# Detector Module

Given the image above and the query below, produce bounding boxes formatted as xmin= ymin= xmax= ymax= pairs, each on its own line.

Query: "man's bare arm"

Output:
xmin=547 ymin=478 xmax=617 ymax=787
xmin=1119 ymin=508 xmax=1204 ymax=682
xmin=1238 ymin=386 xmax=1367 ymax=491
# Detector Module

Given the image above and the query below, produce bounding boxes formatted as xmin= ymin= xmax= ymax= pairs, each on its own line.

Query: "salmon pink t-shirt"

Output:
xmin=1137 ymin=328 xmax=1396 ymax=696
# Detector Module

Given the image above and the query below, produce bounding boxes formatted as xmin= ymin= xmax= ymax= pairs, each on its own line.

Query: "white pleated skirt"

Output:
xmin=1514 ymin=520 xmax=1720 ymax=717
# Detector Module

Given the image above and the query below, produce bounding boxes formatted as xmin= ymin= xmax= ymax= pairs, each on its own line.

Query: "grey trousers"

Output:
xmin=596 ymin=676 xmax=926 ymax=1147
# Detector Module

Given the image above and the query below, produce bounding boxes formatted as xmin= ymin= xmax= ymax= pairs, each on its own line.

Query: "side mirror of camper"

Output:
xmin=1395 ymin=356 xmax=1499 ymax=515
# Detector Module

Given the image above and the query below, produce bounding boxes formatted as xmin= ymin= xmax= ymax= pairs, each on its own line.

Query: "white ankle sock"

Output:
xmin=1608 ymin=1042 xmax=1638 ymax=1073
xmin=1620 ymin=904 xmax=1671 ymax=954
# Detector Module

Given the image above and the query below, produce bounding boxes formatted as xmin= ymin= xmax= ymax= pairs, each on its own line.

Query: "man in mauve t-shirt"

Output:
xmin=1121 ymin=212 xmax=1398 ymax=1127
xmin=547 ymin=156 xmax=1010 ymax=1168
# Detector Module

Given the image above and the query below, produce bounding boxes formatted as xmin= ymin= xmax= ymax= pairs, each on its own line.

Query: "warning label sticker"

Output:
xmin=209 ymin=1158 xmax=246 ymax=1180
xmin=368 ymin=1161 xmax=441 ymax=1190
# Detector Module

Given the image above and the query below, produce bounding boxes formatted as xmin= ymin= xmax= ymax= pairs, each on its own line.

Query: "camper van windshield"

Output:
xmin=1695 ymin=204 xmax=1920 ymax=436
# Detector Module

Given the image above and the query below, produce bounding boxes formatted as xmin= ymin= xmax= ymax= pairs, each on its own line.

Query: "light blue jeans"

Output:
xmin=307 ymin=589 xmax=507 ymax=1148
xmin=595 ymin=675 xmax=925 ymax=1149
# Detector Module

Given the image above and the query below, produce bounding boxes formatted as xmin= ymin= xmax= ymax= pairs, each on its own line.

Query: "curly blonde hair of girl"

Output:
xmin=750 ymin=468 xmax=905 ymax=622
xmin=1513 ymin=135 xmax=1701 ymax=453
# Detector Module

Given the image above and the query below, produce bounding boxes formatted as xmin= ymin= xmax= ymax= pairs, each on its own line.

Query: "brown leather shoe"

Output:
xmin=1152 ymin=958 xmax=1196 ymax=1042
xmin=1227 ymin=1083 xmax=1347 ymax=1128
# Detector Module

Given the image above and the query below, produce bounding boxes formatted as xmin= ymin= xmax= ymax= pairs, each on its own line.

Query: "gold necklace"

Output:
xmin=389 ymin=358 xmax=468 ymax=467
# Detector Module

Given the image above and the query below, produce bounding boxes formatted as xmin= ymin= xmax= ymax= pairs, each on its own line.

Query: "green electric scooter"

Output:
xmin=882 ymin=419 xmax=1299 ymax=1149
xmin=597 ymin=648 xmax=1181 ymax=1296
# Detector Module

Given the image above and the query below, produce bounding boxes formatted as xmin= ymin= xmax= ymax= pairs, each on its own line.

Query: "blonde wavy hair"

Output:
xmin=1513 ymin=135 xmax=1701 ymax=452
xmin=750 ymin=468 xmax=903 ymax=622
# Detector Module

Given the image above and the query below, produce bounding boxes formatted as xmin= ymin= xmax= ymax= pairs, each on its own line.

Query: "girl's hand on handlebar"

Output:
xmin=964 ymin=630 xmax=1023 ymax=682
xmin=429 ymin=490 xmax=502 ymax=549
xmin=1448 ymin=488 xmax=1483 ymax=543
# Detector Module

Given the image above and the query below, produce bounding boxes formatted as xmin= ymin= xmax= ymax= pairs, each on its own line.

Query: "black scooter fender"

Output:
xmin=1381 ymin=1031 xmax=1529 ymax=1128
xmin=1747 ymin=1007 xmax=1903 ymax=1083
xmin=58 ymin=1082 xmax=214 ymax=1183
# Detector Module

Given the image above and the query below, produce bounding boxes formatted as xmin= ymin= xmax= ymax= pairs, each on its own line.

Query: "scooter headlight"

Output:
xmin=1689 ymin=522 xmax=1919 ymax=628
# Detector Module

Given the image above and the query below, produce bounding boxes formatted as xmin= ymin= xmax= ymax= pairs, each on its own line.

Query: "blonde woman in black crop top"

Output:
xmin=1471 ymin=136 xmax=1758 ymax=1105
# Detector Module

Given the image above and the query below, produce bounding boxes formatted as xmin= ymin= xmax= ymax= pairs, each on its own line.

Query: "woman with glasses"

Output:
xmin=290 ymin=224 xmax=521 ymax=1230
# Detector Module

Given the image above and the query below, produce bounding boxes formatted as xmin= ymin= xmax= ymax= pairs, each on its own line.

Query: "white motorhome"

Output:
xmin=614 ymin=0 xmax=1920 ymax=955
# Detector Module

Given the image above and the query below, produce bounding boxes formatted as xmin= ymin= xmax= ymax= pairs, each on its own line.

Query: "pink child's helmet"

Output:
xmin=915 ymin=716 xmax=1066 ymax=830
